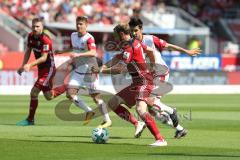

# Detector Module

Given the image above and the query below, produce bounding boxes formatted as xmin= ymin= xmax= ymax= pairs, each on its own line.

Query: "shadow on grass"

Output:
xmin=10 ymin=138 xmax=146 ymax=146
xmin=125 ymin=149 xmax=240 ymax=158
xmin=32 ymin=135 xmax=153 ymax=140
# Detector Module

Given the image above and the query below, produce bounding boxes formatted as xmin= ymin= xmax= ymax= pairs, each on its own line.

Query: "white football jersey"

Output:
xmin=70 ymin=32 xmax=96 ymax=74
xmin=142 ymin=35 xmax=167 ymax=67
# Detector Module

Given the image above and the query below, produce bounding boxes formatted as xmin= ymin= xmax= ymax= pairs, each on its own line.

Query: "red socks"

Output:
xmin=140 ymin=112 xmax=164 ymax=140
xmin=27 ymin=97 xmax=38 ymax=121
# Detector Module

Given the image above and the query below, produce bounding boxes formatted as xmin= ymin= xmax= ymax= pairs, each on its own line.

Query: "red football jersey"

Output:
xmin=116 ymin=39 xmax=153 ymax=85
xmin=27 ymin=32 xmax=55 ymax=69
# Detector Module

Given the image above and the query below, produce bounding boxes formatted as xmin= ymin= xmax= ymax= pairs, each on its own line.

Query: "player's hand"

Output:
xmin=187 ymin=48 xmax=202 ymax=56
xmin=17 ymin=67 xmax=24 ymax=75
xmin=70 ymin=53 xmax=78 ymax=58
xmin=23 ymin=64 xmax=31 ymax=72
xmin=91 ymin=66 xmax=100 ymax=73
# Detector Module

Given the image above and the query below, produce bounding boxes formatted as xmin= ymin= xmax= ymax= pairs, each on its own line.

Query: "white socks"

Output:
xmin=176 ymin=125 xmax=184 ymax=131
xmin=153 ymin=98 xmax=174 ymax=114
xmin=72 ymin=95 xmax=92 ymax=112
xmin=98 ymin=99 xmax=111 ymax=122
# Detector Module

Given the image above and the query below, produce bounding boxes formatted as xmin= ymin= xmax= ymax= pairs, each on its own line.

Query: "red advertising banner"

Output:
xmin=0 ymin=52 xmax=36 ymax=70
xmin=222 ymin=54 xmax=240 ymax=71
xmin=227 ymin=72 xmax=240 ymax=84
xmin=0 ymin=52 xmax=70 ymax=86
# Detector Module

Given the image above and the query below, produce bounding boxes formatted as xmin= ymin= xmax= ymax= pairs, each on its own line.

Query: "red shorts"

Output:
xmin=116 ymin=84 xmax=154 ymax=108
xmin=34 ymin=67 xmax=56 ymax=92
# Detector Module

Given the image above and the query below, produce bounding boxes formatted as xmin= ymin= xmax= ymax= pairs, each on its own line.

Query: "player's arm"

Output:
xmin=153 ymin=35 xmax=201 ymax=56
xmin=92 ymin=55 xmax=126 ymax=74
xmin=144 ymin=45 xmax=155 ymax=68
xmin=23 ymin=38 xmax=52 ymax=72
xmin=165 ymin=43 xmax=202 ymax=56
xmin=17 ymin=47 xmax=32 ymax=75
xmin=55 ymin=48 xmax=96 ymax=57
xmin=71 ymin=37 xmax=97 ymax=58
xmin=103 ymin=55 xmax=121 ymax=68
xmin=141 ymin=42 xmax=156 ymax=70
xmin=54 ymin=49 xmax=73 ymax=55
xmin=26 ymin=52 xmax=48 ymax=69
xmin=71 ymin=49 xmax=96 ymax=57
xmin=101 ymin=62 xmax=127 ymax=74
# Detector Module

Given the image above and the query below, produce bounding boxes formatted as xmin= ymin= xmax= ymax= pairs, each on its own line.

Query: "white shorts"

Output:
xmin=68 ymin=70 xmax=100 ymax=94
xmin=153 ymin=73 xmax=171 ymax=97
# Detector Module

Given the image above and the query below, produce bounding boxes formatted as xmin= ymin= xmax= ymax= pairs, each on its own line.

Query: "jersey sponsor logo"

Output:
xmin=123 ymin=51 xmax=130 ymax=60
xmin=43 ymin=44 xmax=49 ymax=51
xmin=135 ymin=43 xmax=140 ymax=48
xmin=91 ymin=43 xmax=96 ymax=47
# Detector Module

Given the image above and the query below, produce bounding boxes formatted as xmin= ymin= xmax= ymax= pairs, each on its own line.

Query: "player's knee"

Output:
xmin=30 ymin=91 xmax=39 ymax=98
xmin=136 ymin=107 xmax=142 ymax=115
xmin=136 ymin=105 xmax=147 ymax=116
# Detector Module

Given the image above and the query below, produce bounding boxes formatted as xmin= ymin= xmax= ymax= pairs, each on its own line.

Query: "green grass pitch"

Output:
xmin=0 ymin=94 xmax=240 ymax=160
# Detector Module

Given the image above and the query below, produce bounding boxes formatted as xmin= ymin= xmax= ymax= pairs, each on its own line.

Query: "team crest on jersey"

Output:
xmin=123 ymin=51 xmax=130 ymax=60
xmin=43 ymin=44 xmax=49 ymax=51
xmin=135 ymin=43 xmax=140 ymax=48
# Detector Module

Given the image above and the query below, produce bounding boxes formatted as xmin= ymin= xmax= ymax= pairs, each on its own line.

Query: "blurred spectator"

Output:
xmin=0 ymin=0 xmax=146 ymax=25
xmin=0 ymin=0 xmax=238 ymax=26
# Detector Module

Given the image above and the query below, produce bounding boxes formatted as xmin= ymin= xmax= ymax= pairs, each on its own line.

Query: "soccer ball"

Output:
xmin=92 ymin=128 xmax=109 ymax=144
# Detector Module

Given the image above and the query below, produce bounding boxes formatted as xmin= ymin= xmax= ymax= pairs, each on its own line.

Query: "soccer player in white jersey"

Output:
xmin=129 ymin=17 xmax=201 ymax=138
xmin=55 ymin=16 xmax=111 ymax=128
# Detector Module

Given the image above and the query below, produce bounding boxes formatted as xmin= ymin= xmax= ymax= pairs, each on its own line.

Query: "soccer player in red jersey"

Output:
xmin=95 ymin=24 xmax=167 ymax=146
xmin=16 ymin=18 xmax=66 ymax=126
xmin=129 ymin=17 xmax=201 ymax=138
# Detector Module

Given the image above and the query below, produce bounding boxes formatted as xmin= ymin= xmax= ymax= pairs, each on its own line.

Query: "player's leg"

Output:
xmin=66 ymin=87 xmax=93 ymax=112
xmin=108 ymin=95 xmax=138 ymax=126
xmin=90 ymin=93 xmax=112 ymax=128
xmin=43 ymin=85 xmax=66 ymax=100
xmin=109 ymin=86 xmax=145 ymax=137
xmin=16 ymin=87 xmax=41 ymax=126
xmin=67 ymin=87 xmax=95 ymax=125
xmin=67 ymin=71 xmax=93 ymax=112
xmin=136 ymin=100 xmax=167 ymax=147
xmin=152 ymin=97 xmax=187 ymax=138
xmin=148 ymin=104 xmax=173 ymax=126
xmin=42 ymin=68 xmax=66 ymax=100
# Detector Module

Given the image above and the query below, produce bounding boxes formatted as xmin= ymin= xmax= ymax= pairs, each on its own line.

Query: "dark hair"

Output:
xmin=32 ymin=17 xmax=44 ymax=24
xmin=76 ymin=16 xmax=88 ymax=23
xmin=113 ymin=24 xmax=131 ymax=35
xmin=128 ymin=17 xmax=143 ymax=29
